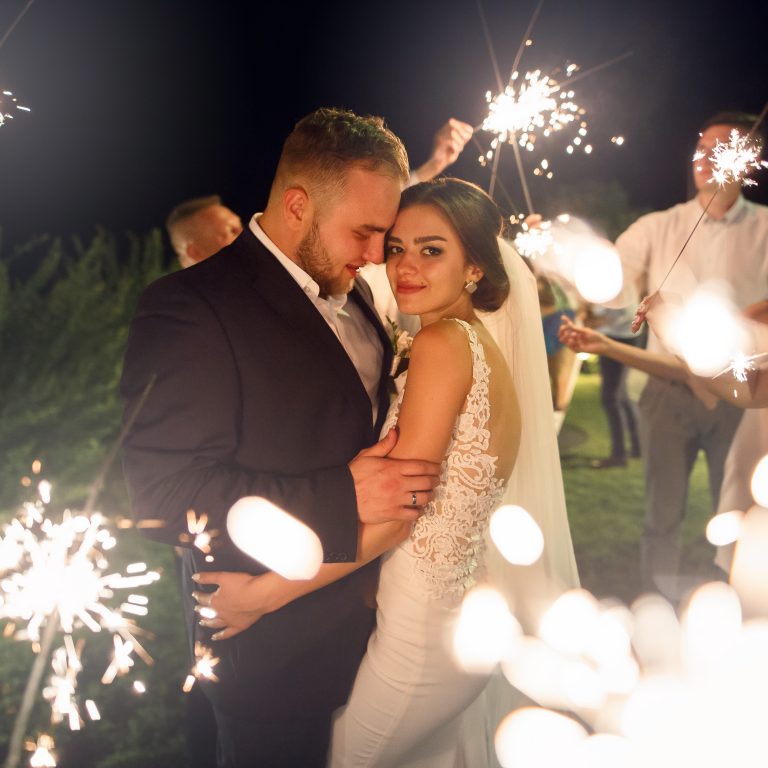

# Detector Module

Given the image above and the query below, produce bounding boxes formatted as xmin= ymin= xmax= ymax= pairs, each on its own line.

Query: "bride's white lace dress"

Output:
xmin=330 ymin=320 xmax=510 ymax=768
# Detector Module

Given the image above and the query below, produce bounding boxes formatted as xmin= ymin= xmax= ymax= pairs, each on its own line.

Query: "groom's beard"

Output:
xmin=295 ymin=220 xmax=351 ymax=297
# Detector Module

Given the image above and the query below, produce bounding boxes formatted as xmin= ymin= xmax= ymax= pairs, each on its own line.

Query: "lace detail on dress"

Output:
xmin=382 ymin=319 xmax=506 ymax=598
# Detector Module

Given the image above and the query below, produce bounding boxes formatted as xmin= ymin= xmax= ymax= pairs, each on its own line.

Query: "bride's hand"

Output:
xmin=192 ymin=571 xmax=283 ymax=641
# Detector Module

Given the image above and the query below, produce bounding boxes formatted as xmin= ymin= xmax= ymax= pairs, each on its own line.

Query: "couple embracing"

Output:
xmin=120 ymin=108 xmax=577 ymax=767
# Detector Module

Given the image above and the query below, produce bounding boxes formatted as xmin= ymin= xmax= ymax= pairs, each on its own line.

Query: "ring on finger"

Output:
xmin=411 ymin=492 xmax=417 ymax=507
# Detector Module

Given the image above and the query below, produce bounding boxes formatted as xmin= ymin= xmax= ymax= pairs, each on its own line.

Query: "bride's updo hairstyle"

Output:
xmin=397 ymin=178 xmax=510 ymax=312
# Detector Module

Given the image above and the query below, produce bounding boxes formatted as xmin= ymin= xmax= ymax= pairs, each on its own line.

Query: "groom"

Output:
xmin=120 ymin=108 xmax=440 ymax=767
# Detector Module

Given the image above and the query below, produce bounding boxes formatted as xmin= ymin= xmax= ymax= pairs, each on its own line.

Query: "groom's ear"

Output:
xmin=283 ymin=187 xmax=311 ymax=232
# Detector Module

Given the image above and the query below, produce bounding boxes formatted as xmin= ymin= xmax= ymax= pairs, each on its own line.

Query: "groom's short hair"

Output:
xmin=270 ymin=108 xmax=409 ymax=211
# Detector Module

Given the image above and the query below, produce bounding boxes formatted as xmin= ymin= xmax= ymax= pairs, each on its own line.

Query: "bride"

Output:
xmin=194 ymin=178 xmax=577 ymax=766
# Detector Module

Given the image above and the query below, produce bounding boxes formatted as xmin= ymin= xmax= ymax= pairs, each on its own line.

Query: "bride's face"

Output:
xmin=385 ymin=204 xmax=483 ymax=325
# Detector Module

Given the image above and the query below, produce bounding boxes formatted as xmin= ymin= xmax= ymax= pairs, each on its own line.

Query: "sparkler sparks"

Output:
xmin=0 ymin=477 xmax=159 ymax=729
xmin=184 ymin=641 xmax=220 ymax=690
xmin=512 ymin=219 xmax=553 ymax=259
xmin=0 ymin=89 xmax=31 ymax=128
xmin=702 ymin=129 xmax=768 ymax=187
xmin=479 ymin=66 xmax=588 ymax=174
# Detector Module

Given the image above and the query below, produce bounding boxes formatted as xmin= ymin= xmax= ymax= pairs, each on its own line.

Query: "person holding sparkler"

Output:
xmin=605 ymin=111 xmax=768 ymax=599
xmin=121 ymin=108 xmax=443 ymax=768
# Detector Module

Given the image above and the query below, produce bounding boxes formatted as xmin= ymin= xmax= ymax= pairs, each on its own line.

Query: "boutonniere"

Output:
xmin=387 ymin=317 xmax=413 ymax=378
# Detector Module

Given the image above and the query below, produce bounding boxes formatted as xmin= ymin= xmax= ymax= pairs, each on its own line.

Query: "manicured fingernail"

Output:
xmin=191 ymin=574 xmax=200 ymax=582
xmin=212 ymin=632 xmax=223 ymax=641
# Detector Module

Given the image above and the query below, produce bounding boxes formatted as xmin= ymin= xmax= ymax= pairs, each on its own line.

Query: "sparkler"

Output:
xmin=473 ymin=0 xmax=630 ymax=210
xmin=0 ymin=478 xmax=160 ymax=768
xmin=2 ymin=375 xmax=157 ymax=768
xmin=182 ymin=641 xmax=220 ymax=693
xmin=701 ymin=129 xmax=768 ymax=187
xmin=512 ymin=218 xmax=553 ymax=259
xmin=0 ymin=89 xmax=30 ymax=127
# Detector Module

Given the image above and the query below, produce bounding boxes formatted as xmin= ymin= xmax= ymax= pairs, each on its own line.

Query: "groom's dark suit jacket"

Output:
xmin=120 ymin=229 xmax=393 ymax=724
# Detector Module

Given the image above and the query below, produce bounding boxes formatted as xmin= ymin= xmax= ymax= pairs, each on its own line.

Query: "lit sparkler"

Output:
xmin=700 ymin=129 xmax=768 ymax=187
xmin=0 ymin=478 xmax=159 ymax=729
xmin=183 ymin=641 xmax=220 ymax=692
xmin=513 ymin=218 xmax=553 ymax=259
xmin=26 ymin=735 xmax=56 ymax=768
xmin=0 ymin=89 xmax=31 ymax=128
xmin=179 ymin=509 xmax=217 ymax=563
xmin=481 ymin=67 xmax=584 ymax=147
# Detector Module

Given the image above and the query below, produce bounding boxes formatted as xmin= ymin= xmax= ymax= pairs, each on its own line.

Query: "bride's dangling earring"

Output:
xmin=464 ymin=280 xmax=477 ymax=295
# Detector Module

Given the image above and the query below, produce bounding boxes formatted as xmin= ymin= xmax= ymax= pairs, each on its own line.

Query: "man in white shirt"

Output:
xmin=614 ymin=111 xmax=768 ymax=598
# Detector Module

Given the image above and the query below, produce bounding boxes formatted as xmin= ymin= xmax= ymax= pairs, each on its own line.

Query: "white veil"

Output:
xmin=478 ymin=237 xmax=580 ymax=634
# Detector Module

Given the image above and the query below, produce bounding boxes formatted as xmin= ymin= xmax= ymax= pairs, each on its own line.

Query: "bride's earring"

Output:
xmin=464 ymin=280 xmax=477 ymax=295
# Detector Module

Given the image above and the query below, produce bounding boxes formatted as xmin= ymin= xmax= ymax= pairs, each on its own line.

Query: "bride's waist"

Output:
xmin=382 ymin=539 xmax=486 ymax=599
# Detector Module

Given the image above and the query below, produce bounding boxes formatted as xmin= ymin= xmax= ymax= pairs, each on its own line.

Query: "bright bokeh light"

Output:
xmin=489 ymin=505 xmax=543 ymax=565
xmin=539 ymin=588 xmax=600 ymax=656
xmin=670 ymin=285 xmax=748 ymax=376
xmin=453 ymin=586 xmax=521 ymax=672
xmin=573 ymin=734 xmax=639 ymax=768
xmin=495 ymin=707 xmax=587 ymax=768
xmin=226 ymin=496 xmax=323 ymax=580
xmin=630 ymin=594 xmax=681 ymax=673
xmin=682 ymin=582 xmax=742 ymax=668
xmin=28 ymin=734 xmax=57 ymax=767
xmin=620 ymin=674 xmax=690 ymax=741
xmin=501 ymin=636 xmax=570 ymax=708
xmin=750 ymin=454 xmax=768 ymax=507
xmin=572 ymin=241 xmax=623 ymax=303
xmin=705 ymin=509 xmax=744 ymax=546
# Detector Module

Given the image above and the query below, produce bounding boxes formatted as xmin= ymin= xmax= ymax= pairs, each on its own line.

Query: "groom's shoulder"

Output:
xmin=143 ymin=230 xmax=259 ymax=302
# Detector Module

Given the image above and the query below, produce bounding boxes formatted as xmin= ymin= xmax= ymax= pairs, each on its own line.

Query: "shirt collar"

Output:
xmin=696 ymin=193 xmax=748 ymax=225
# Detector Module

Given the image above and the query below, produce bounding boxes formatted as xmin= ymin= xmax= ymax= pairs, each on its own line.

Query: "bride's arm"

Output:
xmin=388 ymin=319 xmax=474 ymax=462
xmin=192 ymin=321 xmax=474 ymax=639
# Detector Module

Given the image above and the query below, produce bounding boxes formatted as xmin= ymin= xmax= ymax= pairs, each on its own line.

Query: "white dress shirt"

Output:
xmin=249 ymin=214 xmax=383 ymax=423
xmin=615 ymin=195 xmax=768 ymax=353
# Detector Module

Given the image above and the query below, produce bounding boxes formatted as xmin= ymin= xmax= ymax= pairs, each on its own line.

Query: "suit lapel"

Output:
xmin=350 ymin=279 xmax=394 ymax=436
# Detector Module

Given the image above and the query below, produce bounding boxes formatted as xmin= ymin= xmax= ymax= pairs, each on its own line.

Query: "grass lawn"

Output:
xmin=560 ymin=370 xmax=722 ymax=604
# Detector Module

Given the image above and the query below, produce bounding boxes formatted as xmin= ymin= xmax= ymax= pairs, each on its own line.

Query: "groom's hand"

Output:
xmin=349 ymin=428 xmax=440 ymax=524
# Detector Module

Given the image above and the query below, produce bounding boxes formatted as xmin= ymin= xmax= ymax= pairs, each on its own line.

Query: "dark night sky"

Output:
xmin=0 ymin=0 xmax=766 ymax=251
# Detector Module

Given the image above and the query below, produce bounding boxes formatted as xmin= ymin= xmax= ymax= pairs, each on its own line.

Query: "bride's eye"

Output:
xmin=385 ymin=244 xmax=403 ymax=259
xmin=422 ymin=246 xmax=442 ymax=257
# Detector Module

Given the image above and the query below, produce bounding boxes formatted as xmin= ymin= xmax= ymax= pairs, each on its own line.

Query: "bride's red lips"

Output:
xmin=396 ymin=283 xmax=425 ymax=294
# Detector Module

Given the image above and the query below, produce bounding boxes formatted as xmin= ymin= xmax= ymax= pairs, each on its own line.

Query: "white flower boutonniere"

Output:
xmin=387 ymin=317 xmax=413 ymax=378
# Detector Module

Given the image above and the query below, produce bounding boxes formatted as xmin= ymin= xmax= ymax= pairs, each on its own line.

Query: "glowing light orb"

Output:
xmin=453 ymin=586 xmax=521 ymax=672
xmin=539 ymin=589 xmax=600 ymax=656
xmin=671 ymin=286 xmax=748 ymax=377
xmin=572 ymin=242 xmax=623 ymax=303
xmin=495 ymin=707 xmax=587 ymax=768
xmin=706 ymin=510 xmax=744 ymax=546
xmin=489 ymin=505 xmax=543 ymax=565
xmin=682 ymin=582 xmax=742 ymax=668
xmin=226 ymin=496 xmax=323 ymax=580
